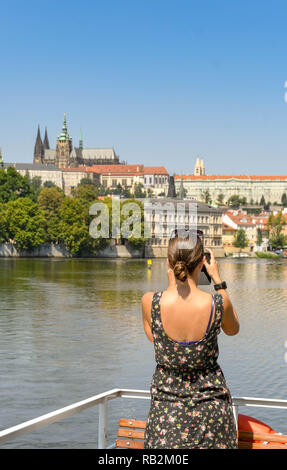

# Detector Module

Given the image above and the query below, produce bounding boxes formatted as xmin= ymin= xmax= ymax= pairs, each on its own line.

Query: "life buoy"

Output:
xmin=238 ymin=413 xmax=287 ymax=449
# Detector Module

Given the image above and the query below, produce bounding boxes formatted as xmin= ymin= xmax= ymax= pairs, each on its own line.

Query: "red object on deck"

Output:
xmin=238 ymin=413 xmax=287 ymax=448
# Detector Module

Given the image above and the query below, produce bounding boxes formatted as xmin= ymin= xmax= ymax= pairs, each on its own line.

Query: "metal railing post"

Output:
xmin=98 ymin=397 xmax=108 ymax=449
xmin=232 ymin=402 xmax=239 ymax=431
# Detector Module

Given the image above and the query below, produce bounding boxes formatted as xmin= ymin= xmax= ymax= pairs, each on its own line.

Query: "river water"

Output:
xmin=0 ymin=257 xmax=287 ymax=448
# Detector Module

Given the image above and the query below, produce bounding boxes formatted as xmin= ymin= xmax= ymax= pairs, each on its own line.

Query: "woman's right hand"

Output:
xmin=203 ymin=248 xmax=222 ymax=284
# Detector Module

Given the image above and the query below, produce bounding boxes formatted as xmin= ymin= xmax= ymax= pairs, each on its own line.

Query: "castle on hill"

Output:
xmin=33 ymin=114 xmax=120 ymax=169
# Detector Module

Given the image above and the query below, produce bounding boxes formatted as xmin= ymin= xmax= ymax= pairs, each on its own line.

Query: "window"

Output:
xmin=122 ymin=179 xmax=127 ymax=187
xmin=112 ymin=179 xmax=117 ymax=187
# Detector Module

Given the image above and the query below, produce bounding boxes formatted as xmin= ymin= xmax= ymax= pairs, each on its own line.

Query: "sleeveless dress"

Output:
xmin=144 ymin=291 xmax=238 ymax=449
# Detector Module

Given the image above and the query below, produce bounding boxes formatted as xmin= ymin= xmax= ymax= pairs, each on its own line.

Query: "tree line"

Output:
xmin=0 ymin=167 xmax=146 ymax=256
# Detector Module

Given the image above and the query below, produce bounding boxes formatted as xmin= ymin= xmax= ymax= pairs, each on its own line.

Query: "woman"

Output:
xmin=142 ymin=231 xmax=239 ymax=449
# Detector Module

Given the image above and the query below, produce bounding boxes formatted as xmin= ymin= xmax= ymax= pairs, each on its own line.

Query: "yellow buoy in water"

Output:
xmin=147 ymin=259 xmax=152 ymax=269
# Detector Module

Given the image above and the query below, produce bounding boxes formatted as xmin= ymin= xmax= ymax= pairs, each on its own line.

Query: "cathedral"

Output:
xmin=33 ymin=114 xmax=120 ymax=169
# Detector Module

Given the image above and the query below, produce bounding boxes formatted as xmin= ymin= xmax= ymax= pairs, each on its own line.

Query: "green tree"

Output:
xmin=281 ymin=193 xmax=287 ymax=207
xmin=201 ymin=190 xmax=211 ymax=204
xmin=57 ymin=197 xmax=105 ymax=256
xmin=0 ymin=167 xmax=35 ymax=203
xmin=233 ymin=228 xmax=248 ymax=255
xmin=267 ymin=211 xmax=287 ymax=250
xmin=134 ymin=183 xmax=146 ymax=198
xmin=43 ymin=180 xmax=57 ymax=188
xmin=260 ymin=195 xmax=266 ymax=206
xmin=228 ymin=194 xmax=241 ymax=207
xmin=256 ymin=228 xmax=263 ymax=246
xmin=5 ymin=197 xmax=46 ymax=250
xmin=217 ymin=193 xmax=225 ymax=204
xmin=71 ymin=183 xmax=98 ymax=206
xmin=120 ymin=199 xmax=147 ymax=248
xmin=38 ymin=187 xmax=65 ymax=243
xmin=0 ymin=203 xmax=9 ymax=242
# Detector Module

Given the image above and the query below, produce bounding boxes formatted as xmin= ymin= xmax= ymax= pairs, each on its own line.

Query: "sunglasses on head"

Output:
xmin=169 ymin=228 xmax=210 ymax=261
xmin=170 ymin=228 xmax=203 ymax=239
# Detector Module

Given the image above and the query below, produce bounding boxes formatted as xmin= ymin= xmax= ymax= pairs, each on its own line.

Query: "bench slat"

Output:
xmin=116 ymin=439 xmax=145 ymax=449
xmin=118 ymin=419 xmax=147 ymax=429
xmin=118 ymin=429 xmax=145 ymax=439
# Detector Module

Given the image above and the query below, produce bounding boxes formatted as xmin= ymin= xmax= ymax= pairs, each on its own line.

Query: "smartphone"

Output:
xmin=198 ymin=252 xmax=211 ymax=285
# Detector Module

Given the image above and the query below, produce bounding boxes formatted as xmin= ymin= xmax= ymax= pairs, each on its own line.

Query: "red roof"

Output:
xmin=143 ymin=166 xmax=168 ymax=175
xmin=85 ymin=164 xmax=144 ymax=175
xmin=174 ymin=174 xmax=287 ymax=181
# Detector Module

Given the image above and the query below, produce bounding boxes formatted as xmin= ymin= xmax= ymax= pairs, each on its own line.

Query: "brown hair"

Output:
xmin=168 ymin=235 xmax=204 ymax=282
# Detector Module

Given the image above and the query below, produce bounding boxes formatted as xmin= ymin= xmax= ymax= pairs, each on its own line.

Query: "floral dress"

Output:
xmin=144 ymin=291 xmax=238 ymax=449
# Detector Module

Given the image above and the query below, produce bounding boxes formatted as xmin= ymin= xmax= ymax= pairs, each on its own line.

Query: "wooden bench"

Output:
xmin=116 ymin=418 xmax=287 ymax=449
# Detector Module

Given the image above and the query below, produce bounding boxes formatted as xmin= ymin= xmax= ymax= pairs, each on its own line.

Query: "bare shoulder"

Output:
xmin=141 ymin=291 xmax=154 ymax=315
xmin=196 ymin=289 xmax=213 ymax=307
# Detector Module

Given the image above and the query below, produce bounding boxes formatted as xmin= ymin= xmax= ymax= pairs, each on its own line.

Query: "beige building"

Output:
xmin=175 ymin=159 xmax=287 ymax=205
xmin=4 ymin=163 xmax=63 ymax=189
xmin=86 ymin=164 xmax=169 ymax=194
xmin=144 ymin=198 xmax=224 ymax=257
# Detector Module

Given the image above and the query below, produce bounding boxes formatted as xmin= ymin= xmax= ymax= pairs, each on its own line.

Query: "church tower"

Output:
xmin=194 ymin=157 xmax=205 ymax=176
xmin=33 ymin=125 xmax=44 ymax=163
xmin=43 ymin=127 xmax=50 ymax=150
xmin=56 ymin=113 xmax=73 ymax=168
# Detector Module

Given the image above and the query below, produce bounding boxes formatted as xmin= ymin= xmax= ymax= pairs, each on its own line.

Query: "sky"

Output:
xmin=1 ymin=0 xmax=287 ymax=175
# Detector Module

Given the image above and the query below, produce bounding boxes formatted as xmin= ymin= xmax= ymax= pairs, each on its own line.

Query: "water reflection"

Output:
xmin=0 ymin=257 xmax=286 ymax=448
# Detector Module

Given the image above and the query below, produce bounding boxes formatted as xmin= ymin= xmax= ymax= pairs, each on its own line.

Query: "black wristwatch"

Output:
xmin=214 ymin=281 xmax=227 ymax=291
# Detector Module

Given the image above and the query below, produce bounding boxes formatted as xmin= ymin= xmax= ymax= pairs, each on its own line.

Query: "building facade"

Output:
xmin=175 ymin=159 xmax=287 ymax=205
xmin=33 ymin=114 xmax=120 ymax=168
xmin=144 ymin=198 xmax=224 ymax=257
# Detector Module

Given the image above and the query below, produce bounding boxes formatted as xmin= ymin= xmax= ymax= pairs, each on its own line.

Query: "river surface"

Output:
xmin=0 ymin=257 xmax=287 ymax=448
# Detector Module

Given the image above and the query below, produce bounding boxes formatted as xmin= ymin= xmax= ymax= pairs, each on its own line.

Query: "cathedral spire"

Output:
xmin=79 ymin=129 xmax=83 ymax=150
xmin=34 ymin=125 xmax=44 ymax=163
xmin=43 ymin=127 xmax=50 ymax=150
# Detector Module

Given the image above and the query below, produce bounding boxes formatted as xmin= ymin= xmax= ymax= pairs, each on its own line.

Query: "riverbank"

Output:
xmin=0 ymin=242 xmax=225 ymax=258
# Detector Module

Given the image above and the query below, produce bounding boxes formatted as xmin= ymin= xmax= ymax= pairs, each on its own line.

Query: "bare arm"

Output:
xmin=141 ymin=291 xmax=154 ymax=342
xmin=204 ymin=249 xmax=239 ymax=336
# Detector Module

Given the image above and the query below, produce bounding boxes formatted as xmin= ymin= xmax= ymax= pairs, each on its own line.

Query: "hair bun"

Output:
xmin=173 ymin=261 xmax=188 ymax=282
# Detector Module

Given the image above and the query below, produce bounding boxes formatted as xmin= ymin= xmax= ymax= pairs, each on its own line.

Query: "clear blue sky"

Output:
xmin=1 ymin=0 xmax=287 ymax=175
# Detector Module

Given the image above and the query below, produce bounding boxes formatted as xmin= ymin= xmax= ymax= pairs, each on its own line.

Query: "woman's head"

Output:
xmin=167 ymin=233 xmax=204 ymax=283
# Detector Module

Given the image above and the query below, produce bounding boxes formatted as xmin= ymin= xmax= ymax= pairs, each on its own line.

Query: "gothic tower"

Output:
xmin=56 ymin=113 xmax=73 ymax=168
xmin=43 ymin=127 xmax=50 ymax=150
xmin=34 ymin=125 xmax=44 ymax=163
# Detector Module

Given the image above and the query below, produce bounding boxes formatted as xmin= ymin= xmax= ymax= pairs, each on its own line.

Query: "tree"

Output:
xmin=201 ymin=190 xmax=211 ymax=204
xmin=43 ymin=181 xmax=57 ymax=188
xmin=71 ymin=183 xmax=98 ymax=206
xmin=233 ymin=228 xmax=248 ymax=255
xmin=0 ymin=167 xmax=35 ymax=203
xmin=0 ymin=203 xmax=9 ymax=242
xmin=38 ymin=187 xmax=65 ymax=243
xmin=260 ymin=195 xmax=266 ymax=206
xmin=228 ymin=194 xmax=241 ymax=207
xmin=134 ymin=183 xmax=146 ymax=198
xmin=120 ymin=199 xmax=147 ymax=248
xmin=57 ymin=197 xmax=105 ymax=256
xmin=256 ymin=228 xmax=263 ymax=246
xmin=281 ymin=193 xmax=287 ymax=207
xmin=5 ymin=197 xmax=46 ymax=250
xmin=267 ymin=211 xmax=287 ymax=250
xmin=217 ymin=193 xmax=225 ymax=204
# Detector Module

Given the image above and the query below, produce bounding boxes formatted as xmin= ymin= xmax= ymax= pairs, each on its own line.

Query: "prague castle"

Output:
xmin=33 ymin=114 xmax=119 ymax=168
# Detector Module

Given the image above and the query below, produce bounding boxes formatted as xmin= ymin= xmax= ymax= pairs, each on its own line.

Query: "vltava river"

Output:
xmin=0 ymin=257 xmax=287 ymax=448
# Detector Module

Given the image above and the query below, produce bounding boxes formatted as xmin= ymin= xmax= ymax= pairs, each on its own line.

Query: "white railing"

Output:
xmin=0 ymin=388 xmax=287 ymax=448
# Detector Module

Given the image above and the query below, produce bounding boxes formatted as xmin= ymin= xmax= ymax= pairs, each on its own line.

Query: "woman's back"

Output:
xmin=160 ymin=289 xmax=215 ymax=343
